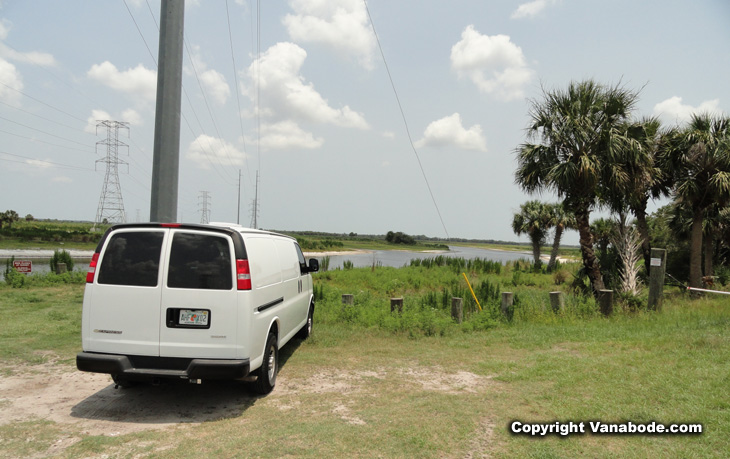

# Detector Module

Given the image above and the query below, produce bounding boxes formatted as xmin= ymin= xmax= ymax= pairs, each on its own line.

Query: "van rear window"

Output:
xmin=98 ymin=232 xmax=164 ymax=287
xmin=167 ymin=233 xmax=233 ymax=290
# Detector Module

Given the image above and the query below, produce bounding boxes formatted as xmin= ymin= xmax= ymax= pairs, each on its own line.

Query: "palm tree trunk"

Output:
xmin=632 ymin=203 xmax=652 ymax=275
xmin=575 ymin=208 xmax=605 ymax=295
xmin=689 ymin=209 xmax=704 ymax=290
xmin=703 ymin=226 xmax=714 ymax=282
xmin=531 ymin=236 xmax=542 ymax=268
xmin=548 ymin=224 xmax=564 ymax=272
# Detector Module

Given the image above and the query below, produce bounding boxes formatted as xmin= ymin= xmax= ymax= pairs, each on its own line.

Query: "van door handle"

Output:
xmin=298 ymin=279 xmax=302 ymax=293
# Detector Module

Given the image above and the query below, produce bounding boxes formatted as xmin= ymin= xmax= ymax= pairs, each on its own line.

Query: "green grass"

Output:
xmin=0 ymin=269 xmax=728 ymax=457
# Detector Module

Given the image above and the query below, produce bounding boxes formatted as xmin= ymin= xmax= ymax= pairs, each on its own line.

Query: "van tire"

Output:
xmin=252 ymin=333 xmax=278 ymax=395
xmin=296 ymin=304 xmax=314 ymax=340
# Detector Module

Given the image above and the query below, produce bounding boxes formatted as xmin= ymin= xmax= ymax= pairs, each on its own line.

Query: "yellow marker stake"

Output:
xmin=462 ymin=272 xmax=482 ymax=311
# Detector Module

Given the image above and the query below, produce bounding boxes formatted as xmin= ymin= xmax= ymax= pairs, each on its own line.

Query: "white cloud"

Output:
xmin=85 ymin=109 xmax=141 ymax=133
xmin=0 ymin=58 xmax=22 ymax=105
xmin=121 ymin=109 xmax=142 ymax=126
xmin=85 ymin=109 xmax=113 ymax=133
xmin=52 ymin=176 xmax=73 ymax=183
xmin=450 ymin=25 xmax=533 ymax=101
xmin=244 ymin=42 xmax=369 ymax=129
xmin=26 ymin=158 xmax=53 ymax=169
xmin=199 ymin=68 xmax=230 ymax=104
xmin=87 ymin=61 xmax=157 ymax=102
xmin=283 ymin=0 xmax=375 ymax=69
xmin=0 ymin=19 xmax=55 ymax=66
xmin=256 ymin=121 xmax=324 ymax=151
xmin=188 ymin=48 xmax=231 ymax=105
xmin=511 ymin=0 xmax=559 ymax=19
xmin=652 ymin=96 xmax=724 ymax=125
xmin=415 ymin=113 xmax=487 ymax=152
xmin=187 ymin=134 xmax=247 ymax=169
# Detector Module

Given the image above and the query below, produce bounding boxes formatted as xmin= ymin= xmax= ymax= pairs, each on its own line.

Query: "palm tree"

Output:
xmin=591 ymin=217 xmax=615 ymax=261
xmin=512 ymin=200 xmax=551 ymax=268
xmin=661 ymin=114 xmax=730 ymax=289
xmin=515 ymin=80 xmax=639 ymax=295
xmin=611 ymin=118 xmax=671 ymax=273
xmin=544 ymin=203 xmax=574 ymax=272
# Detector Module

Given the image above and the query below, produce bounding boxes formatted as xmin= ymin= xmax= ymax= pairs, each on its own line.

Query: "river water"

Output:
xmin=0 ymin=246 xmax=534 ymax=274
xmin=313 ymin=245 xmax=533 ymax=270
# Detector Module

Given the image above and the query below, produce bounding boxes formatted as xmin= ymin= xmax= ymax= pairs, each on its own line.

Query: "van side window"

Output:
xmin=98 ymin=232 xmax=164 ymax=287
xmin=168 ymin=233 xmax=232 ymax=290
xmin=295 ymin=244 xmax=307 ymax=274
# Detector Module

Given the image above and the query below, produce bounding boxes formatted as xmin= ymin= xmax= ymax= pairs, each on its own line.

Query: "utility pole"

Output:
xmin=94 ymin=120 xmax=129 ymax=227
xmin=150 ymin=0 xmax=184 ymax=223
xmin=237 ymin=169 xmax=241 ymax=225
xmin=199 ymin=191 xmax=211 ymax=224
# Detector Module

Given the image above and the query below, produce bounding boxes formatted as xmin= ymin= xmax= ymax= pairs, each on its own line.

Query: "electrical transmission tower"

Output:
xmin=94 ymin=120 xmax=129 ymax=226
xmin=249 ymin=171 xmax=260 ymax=228
xmin=199 ymin=191 xmax=211 ymax=224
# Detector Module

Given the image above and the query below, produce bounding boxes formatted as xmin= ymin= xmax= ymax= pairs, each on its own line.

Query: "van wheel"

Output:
xmin=296 ymin=305 xmax=314 ymax=340
xmin=111 ymin=374 xmax=135 ymax=389
xmin=252 ymin=333 xmax=278 ymax=395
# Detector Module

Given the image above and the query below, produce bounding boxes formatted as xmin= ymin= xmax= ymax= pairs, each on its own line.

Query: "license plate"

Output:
xmin=179 ymin=309 xmax=209 ymax=326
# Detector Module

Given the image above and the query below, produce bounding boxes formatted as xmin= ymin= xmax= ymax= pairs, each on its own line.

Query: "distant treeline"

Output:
xmin=0 ymin=220 xmax=105 ymax=243
xmin=278 ymin=229 xmax=532 ymax=247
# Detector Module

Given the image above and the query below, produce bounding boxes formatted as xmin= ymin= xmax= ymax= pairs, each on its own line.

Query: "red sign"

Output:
xmin=13 ymin=260 xmax=32 ymax=273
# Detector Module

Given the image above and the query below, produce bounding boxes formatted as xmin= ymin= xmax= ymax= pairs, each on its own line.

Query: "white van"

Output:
xmin=76 ymin=223 xmax=319 ymax=394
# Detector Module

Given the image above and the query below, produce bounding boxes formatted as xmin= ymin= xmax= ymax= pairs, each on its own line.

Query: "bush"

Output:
xmin=50 ymin=249 xmax=74 ymax=273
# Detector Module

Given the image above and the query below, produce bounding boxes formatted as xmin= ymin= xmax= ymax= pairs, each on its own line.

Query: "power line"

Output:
xmin=0 ymin=82 xmax=87 ymax=123
xmin=0 ymin=115 xmax=94 ymax=149
xmin=362 ymin=0 xmax=450 ymax=240
xmin=0 ymin=150 xmax=94 ymax=171
xmin=226 ymin=0 xmax=252 ymax=195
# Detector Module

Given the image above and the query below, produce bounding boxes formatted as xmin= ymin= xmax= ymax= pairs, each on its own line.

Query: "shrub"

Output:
xmin=50 ymin=249 xmax=74 ymax=273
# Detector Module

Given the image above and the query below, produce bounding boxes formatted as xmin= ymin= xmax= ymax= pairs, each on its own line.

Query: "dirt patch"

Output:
xmin=0 ymin=363 xmax=257 ymax=436
xmin=1 ymin=363 xmax=493 ymax=438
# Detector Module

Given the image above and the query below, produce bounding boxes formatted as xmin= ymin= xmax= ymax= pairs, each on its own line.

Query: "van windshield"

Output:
xmin=167 ymin=232 xmax=233 ymax=290
xmin=98 ymin=231 xmax=164 ymax=287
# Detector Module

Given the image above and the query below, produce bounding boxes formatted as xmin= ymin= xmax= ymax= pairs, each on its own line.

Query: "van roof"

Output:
xmin=207 ymin=223 xmax=294 ymax=240
xmin=99 ymin=222 xmax=295 ymax=241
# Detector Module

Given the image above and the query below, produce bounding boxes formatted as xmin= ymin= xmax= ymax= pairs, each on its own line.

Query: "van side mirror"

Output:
xmin=307 ymin=258 xmax=319 ymax=273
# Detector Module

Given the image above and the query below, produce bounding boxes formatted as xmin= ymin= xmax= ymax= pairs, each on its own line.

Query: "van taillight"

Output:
xmin=236 ymin=259 xmax=252 ymax=290
xmin=86 ymin=252 xmax=100 ymax=283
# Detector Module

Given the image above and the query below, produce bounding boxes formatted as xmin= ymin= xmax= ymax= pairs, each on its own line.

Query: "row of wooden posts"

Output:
xmin=341 ymin=290 xmax=612 ymax=323
xmin=339 ymin=249 xmax=669 ymax=322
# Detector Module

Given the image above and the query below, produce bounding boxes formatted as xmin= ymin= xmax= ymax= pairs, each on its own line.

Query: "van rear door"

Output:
xmin=158 ymin=230 xmax=239 ymax=359
xmin=85 ymin=229 xmax=167 ymax=356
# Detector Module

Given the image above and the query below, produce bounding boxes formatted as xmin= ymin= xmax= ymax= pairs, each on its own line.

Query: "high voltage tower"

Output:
xmin=249 ymin=171 xmax=260 ymax=228
xmin=94 ymin=120 xmax=129 ymax=226
xmin=199 ymin=191 xmax=211 ymax=224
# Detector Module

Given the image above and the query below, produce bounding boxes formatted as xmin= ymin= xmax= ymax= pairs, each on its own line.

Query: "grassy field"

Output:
xmin=0 ymin=261 xmax=728 ymax=457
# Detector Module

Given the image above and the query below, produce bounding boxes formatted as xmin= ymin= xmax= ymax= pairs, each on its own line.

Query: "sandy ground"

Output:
xmin=0 ymin=360 xmax=491 ymax=438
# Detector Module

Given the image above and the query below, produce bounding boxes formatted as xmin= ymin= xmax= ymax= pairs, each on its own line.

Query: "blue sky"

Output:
xmin=1 ymin=0 xmax=728 ymax=244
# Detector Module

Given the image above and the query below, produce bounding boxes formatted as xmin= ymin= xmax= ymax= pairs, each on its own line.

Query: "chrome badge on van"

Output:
xmin=93 ymin=329 xmax=122 ymax=334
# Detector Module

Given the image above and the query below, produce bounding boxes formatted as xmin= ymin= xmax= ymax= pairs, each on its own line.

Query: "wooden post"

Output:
xmin=391 ymin=298 xmax=403 ymax=314
xmin=648 ymin=248 xmax=667 ymax=311
xmin=342 ymin=294 xmax=354 ymax=307
xmin=501 ymin=292 xmax=513 ymax=318
xmin=549 ymin=291 xmax=564 ymax=313
xmin=56 ymin=263 xmax=67 ymax=274
xmin=598 ymin=290 xmax=613 ymax=316
xmin=451 ymin=297 xmax=463 ymax=323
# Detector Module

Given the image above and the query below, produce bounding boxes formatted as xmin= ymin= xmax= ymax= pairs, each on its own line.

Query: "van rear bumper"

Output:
xmin=77 ymin=352 xmax=250 ymax=380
